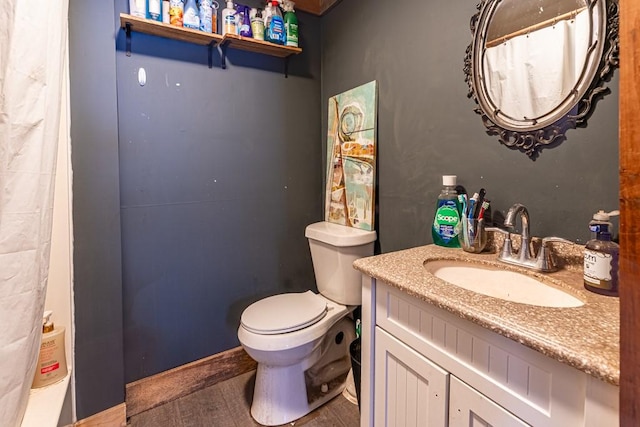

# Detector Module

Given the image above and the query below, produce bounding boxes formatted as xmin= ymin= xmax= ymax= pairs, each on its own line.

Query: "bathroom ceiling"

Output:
xmin=294 ymin=0 xmax=341 ymax=15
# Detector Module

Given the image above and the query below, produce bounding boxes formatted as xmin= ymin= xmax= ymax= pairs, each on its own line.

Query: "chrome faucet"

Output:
xmin=486 ymin=203 xmax=573 ymax=272
xmin=503 ymin=203 xmax=532 ymax=263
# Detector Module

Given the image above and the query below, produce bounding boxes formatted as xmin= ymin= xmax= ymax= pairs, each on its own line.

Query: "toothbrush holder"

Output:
xmin=459 ymin=218 xmax=487 ymax=253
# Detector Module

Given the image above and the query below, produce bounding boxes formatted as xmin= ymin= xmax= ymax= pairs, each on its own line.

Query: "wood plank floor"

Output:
xmin=128 ymin=370 xmax=360 ymax=427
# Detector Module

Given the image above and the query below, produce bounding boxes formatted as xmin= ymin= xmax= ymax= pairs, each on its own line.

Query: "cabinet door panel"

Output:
xmin=374 ymin=327 xmax=448 ymax=427
xmin=449 ymin=376 xmax=529 ymax=427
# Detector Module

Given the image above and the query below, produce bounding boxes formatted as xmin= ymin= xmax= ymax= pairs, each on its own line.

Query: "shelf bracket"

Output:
xmin=207 ymin=41 xmax=215 ymax=69
xmin=125 ymin=23 xmax=132 ymax=57
xmin=220 ymin=42 xmax=228 ymax=70
xmin=284 ymin=56 xmax=290 ymax=78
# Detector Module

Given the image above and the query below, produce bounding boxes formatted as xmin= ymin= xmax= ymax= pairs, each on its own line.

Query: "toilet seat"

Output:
xmin=241 ymin=291 xmax=328 ymax=335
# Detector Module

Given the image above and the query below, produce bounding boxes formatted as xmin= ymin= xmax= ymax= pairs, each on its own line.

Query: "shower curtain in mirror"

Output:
xmin=0 ymin=1 xmax=69 ymax=425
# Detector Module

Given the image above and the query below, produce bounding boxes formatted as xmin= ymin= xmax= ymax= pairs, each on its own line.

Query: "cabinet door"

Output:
xmin=449 ymin=376 xmax=529 ymax=427
xmin=374 ymin=327 xmax=449 ymax=427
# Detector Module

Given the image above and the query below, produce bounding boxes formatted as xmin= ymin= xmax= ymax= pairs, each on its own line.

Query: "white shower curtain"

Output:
xmin=483 ymin=8 xmax=591 ymax=121
xmin=0 ymin=1 xmax=69 ymax=425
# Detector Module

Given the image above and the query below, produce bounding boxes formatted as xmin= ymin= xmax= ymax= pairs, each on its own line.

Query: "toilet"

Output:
xmin=237 ymin=221 xmax=376 ymax=426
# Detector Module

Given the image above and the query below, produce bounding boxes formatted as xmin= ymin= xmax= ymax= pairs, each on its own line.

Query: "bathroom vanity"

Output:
xmin=354 ymin=244 xmax=619 ymax=427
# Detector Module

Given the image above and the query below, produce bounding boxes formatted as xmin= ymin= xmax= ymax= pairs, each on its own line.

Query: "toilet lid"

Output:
xmin=241 ymin=291 xmax=328 ymax=335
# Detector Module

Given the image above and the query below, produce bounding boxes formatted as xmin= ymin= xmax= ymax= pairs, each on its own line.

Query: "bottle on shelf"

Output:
xmin=250 ymin=8 xmax=265 ymax=40
xmin=183 ymin=0 xmax=200 ymax=29
xmin=239 ymin=5 xmax=252 ymax=37
xmin=169 ymin=0 xmax=184 ymax=26
xmin=265 ymin=0 xmax=285 ymax=45
xmin=199 ymin=0 xmax=213 ymax=33
xmin=130 ymin=0 xmax=147 ymax=18
xmin=146 ymin=0 xmax=162 ymax=21
xmin=283 ymin=1 xmax=298 ymax=47
xmin=222 ymin=1 xmax=237 ymax=35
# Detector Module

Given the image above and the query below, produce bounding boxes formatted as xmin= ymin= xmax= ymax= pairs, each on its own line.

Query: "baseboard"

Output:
xmin=74 ymin=403 xmax=126 ymax=426
xmin=125 ymin=346 xmax=257 ymax=418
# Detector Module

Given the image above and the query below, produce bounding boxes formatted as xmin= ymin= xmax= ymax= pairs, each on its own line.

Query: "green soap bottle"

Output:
xmin=283 ymin=1 xmax=298 ymax=47
xmin=432 ymin=175 xmax=461 ymax=248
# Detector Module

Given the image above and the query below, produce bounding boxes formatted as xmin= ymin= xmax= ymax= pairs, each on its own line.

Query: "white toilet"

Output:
xmin=237 ymin=221 xmax=376 ymax=426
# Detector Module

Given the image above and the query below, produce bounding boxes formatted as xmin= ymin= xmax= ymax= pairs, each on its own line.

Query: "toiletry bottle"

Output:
xmin=251 ymin=8 xmax=265 ymax=40
xmin=432 ymin=175 xmax=462 ymax=248
xmin=239 ymin=5 xmax=252 ymax=37
xmin=266 ymin=1 xmax=285 ymax=45
xmin=222 ymin=1 xmax=237 ymax=35
xmin=146 ymin=0 xmax=163 ymax=21
xmin=183 ymin=0 xmax=200 ymax=29
xmin=162 ymin=0 xmax=171 ymax=23
xmin=130 ymin=0 xmax=147 ymax=18
xmin=584 ymin=210 xmax=620 ymax=296
xmin=169 ymin=0 xmax=184 ymax=26
xmin=283 ymin=1 xmax=298 ymax=47
xmin=199 ymin=0 xmax=213 ymax=32
xmin=32 ymin=311 xmax=68 ymax=388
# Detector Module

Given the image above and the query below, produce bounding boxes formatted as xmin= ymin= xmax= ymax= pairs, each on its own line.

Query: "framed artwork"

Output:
xmin=325 ymin=81 xmax=377 ymax=231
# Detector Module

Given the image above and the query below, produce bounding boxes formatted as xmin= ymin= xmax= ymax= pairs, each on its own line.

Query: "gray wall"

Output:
xmin=69 ymin=0 xmax=125 ymax=418
xmin=321 ymin=0 xmax=619 ymax=252
xmin=113 ymin=0 xmax=323 ymax=382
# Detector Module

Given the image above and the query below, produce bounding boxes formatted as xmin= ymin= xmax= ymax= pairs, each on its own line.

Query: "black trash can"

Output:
xmin=350 ymin=337 xmax=361 ymax=410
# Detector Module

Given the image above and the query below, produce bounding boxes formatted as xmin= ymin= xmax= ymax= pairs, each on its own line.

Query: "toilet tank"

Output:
xmin=305 ymin=221 xmax=377 ymax=305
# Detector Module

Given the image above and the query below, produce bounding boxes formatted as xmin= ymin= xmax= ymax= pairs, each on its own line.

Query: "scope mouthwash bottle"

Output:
xmin=432 ymin=175 xmax=461 ymax=248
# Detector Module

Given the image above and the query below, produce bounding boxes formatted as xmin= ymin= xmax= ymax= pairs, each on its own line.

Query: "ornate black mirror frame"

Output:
xmin=464 ymin=0 xmax=619 ymax=159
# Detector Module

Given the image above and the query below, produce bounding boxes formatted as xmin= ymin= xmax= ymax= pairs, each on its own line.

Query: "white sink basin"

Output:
xmin=424 ymin=260 xmax=584 ymax=308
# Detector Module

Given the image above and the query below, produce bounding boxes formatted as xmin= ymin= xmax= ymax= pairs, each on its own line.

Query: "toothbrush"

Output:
xmin=474 ymin=188 xmax=486 ymax=219
xmin=478 ymin=200 xmax=490 ymax=220
xmin=468 ymin=193 xmax=479 ymax=220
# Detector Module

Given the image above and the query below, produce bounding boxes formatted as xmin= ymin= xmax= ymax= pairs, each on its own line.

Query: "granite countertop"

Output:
xmin=353 ymin=239 xmax=620 ymax=386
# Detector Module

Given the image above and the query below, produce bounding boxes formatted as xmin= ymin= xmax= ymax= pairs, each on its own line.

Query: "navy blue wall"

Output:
xmin=69 ymin=0 xmax=125 ymax=418
xmin=114 ymin=0 xmax=323 ymax=382
xmin=70 ymin=0 xmax=322 ymax=417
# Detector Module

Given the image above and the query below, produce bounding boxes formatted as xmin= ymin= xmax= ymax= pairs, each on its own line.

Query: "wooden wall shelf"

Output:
xmin=119 ymin=13 xmax=302 ymax=75
xmin=120 ymin=13 xmax=222 ymax=46
xmin=220 ymin=34 xmax=302 ymax=58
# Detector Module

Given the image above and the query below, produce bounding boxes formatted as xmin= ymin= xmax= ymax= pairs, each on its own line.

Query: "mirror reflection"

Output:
xmin=483 ymin=0 xmax=594 ymax=122
xmin=465 ymin=0 xmax=618 ymax=158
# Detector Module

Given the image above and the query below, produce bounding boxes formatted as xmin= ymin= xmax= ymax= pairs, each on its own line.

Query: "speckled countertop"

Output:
xmin=353 ymin=238 xmax=620 ymax=386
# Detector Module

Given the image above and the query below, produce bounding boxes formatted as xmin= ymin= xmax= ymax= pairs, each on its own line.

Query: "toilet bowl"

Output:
xmin=237 ymin=221 xmax=376 ymax=426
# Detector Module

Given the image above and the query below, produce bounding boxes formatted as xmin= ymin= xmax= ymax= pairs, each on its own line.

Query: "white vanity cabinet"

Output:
xmin=361 ymin=278 xmax=619 ymax=427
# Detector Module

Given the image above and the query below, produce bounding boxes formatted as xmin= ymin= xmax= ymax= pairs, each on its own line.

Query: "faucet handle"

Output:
xmin=536 ymin=237 xmax=574 ymax=272
xmin=485 ymin=227 xmax=513 ymax=259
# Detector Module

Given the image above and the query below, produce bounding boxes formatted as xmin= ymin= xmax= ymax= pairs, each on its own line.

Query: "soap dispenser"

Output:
xmin=583 ymin=210 xmax=619 ymax=296
xmin=32 ymin=311 xmax=68 ymax=388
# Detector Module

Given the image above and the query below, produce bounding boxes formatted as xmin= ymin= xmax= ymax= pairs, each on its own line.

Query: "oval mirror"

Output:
xmin=464 ymin=0 xmax=619 ymax=158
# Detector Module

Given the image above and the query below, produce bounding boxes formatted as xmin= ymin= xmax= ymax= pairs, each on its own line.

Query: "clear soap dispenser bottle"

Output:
xmin=583 ymin=209 xmax=620 ymax=296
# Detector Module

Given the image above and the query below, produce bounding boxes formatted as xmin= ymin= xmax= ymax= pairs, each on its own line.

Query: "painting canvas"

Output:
xmin=325 ymin=81 xmax=377 ymax=231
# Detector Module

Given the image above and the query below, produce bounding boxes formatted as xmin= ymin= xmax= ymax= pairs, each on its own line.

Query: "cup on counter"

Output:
xmin=459 ymin=218 xmax=487 ymax=253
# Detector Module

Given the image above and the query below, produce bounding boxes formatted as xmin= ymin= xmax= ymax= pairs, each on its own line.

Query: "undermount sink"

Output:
xmin=424 ymin=260 xmax=584 ymax=308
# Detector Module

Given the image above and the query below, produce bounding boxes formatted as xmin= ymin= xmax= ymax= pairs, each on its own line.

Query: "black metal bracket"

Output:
xmin=125 ymin=23 xmax=132 ymax=57
xmin=207 ymin=41 xmax=215 ymax=69
xmin=284 ymin=56 xmax=289 ymax=78
xmin=220 ymin=42 xmax=228 ymax=70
